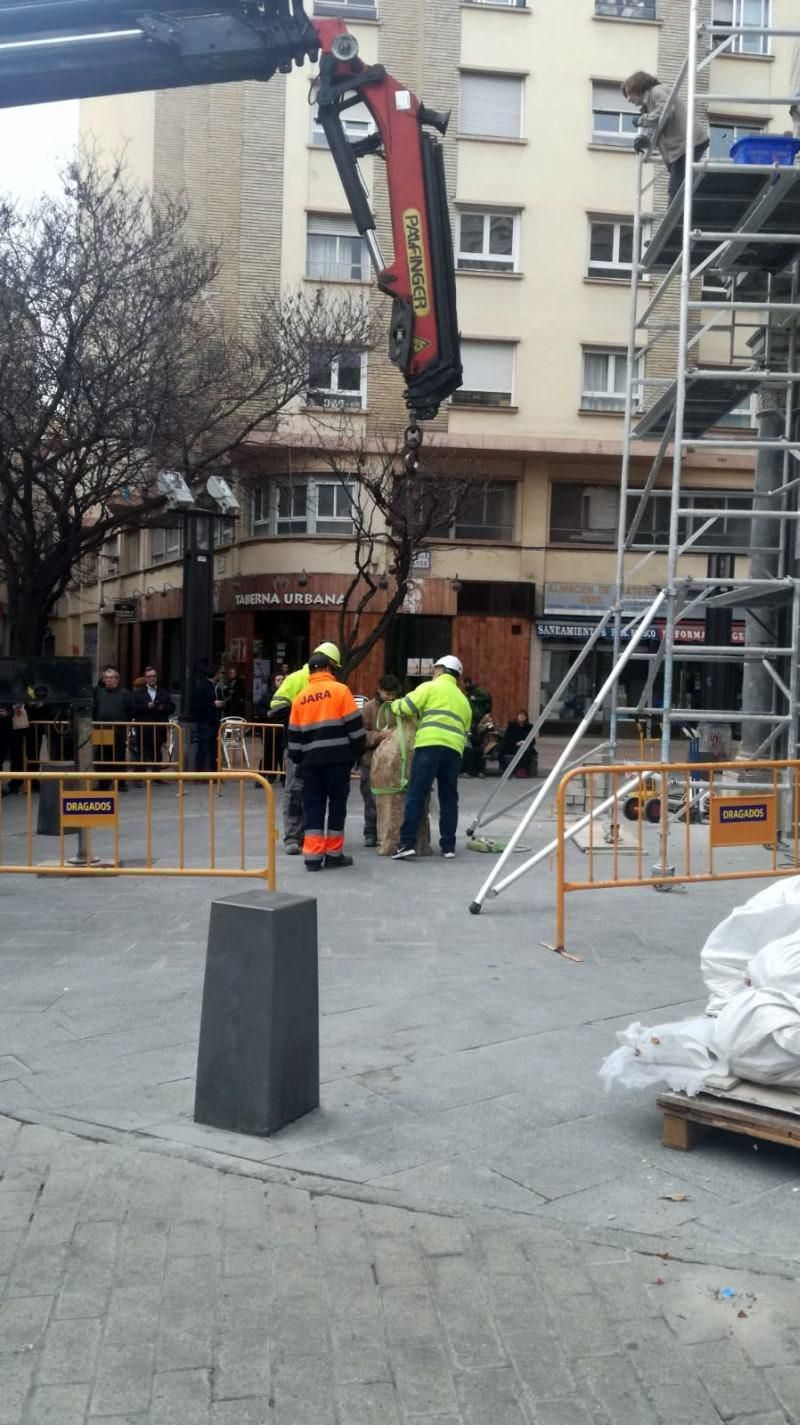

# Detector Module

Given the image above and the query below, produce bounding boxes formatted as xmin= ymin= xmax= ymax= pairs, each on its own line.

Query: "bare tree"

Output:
xmin=296 ymin=422 xmax=487 ymax=675
xmin=0 ymin=155 xmax=375 ymax=656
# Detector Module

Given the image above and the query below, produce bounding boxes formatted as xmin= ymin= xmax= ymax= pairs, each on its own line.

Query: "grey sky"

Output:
xmin=0 ymin=100 xmax=78 ymax=203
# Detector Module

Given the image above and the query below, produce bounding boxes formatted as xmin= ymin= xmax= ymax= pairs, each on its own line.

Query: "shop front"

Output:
xmin=538 ymin=582 xmax=745 ymax=723
xmin=216 ymin=572 xmax=536 ymax=723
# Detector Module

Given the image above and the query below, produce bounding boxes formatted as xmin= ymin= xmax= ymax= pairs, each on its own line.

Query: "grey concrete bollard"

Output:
xmin=37 ymin=763 xmax=78 ymax=836
xmin=194 ymin=889 xmax=319 ymax=1136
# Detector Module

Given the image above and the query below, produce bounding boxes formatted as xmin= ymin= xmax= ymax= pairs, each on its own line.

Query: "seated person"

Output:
xmin=499 ymin=710 xmax=537 ymax=777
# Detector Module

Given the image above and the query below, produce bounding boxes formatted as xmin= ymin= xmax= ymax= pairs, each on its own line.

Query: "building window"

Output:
xmin=468 ymin=0 xmax=527 ymax=7
xmin=716 ymin=392 xmax=755 ymax=429
xmin=679 ymin=494 xmax=752 ymax=550
xmin=311 ymin=100 xmax=374 ymax=149
xmin=581 ymin=347 xmax=642 ymax=412
xmin=452 ymin=340 xmax=515 ymax=407
xmin=550 ymin=484 xmax=619 ymax=545
xmin=459 ymin=72 xmax=524 ymax=141
xmin=587 ymin=217 xmax=650 ymax=278
xmin=456 ymin=209 xmax=520 ymax=273
xmin=306 ymin=214 xmax=368 ymax=282
xmin=624 ymin=489 xmax=754 ymax=550
xmin=595 ymin=0 xmax=657 ymax=16
xmin=591 ymin=81 xmax=638 ymax=146
xmin=625 ymin=490 xmax=670 ymax=545
xmin=712 ymin=0 xmax=771 ymax=56
xmin=313 ymin=0 xmax=377 ymax=20
xmin=432 ymin=482 xmax=517 ymax=542
xmin=251 ymin=476 xmax=357 ymax=537
xmin=308 ymin=348 xmax=367 ymax=410
xmin=120 ymin=530 xmax=140 ymax=574
xmin=150 ymin=526 xmax=184 ymax=565
xmin=213 ymin=518 xmax=234 ymax=549
xmin=709 ymin=118 xmax=765 ymax=158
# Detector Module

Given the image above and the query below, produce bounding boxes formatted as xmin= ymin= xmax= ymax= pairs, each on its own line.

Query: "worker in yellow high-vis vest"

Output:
xmin=269 ymin=641 xmax=342 ymax=853
xmin=390 ymin=655 xmax=471 ymax=860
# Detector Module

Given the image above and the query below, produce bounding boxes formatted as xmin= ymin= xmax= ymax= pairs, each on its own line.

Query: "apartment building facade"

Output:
xmin=54 ymin=0 xmax=798 ymax=723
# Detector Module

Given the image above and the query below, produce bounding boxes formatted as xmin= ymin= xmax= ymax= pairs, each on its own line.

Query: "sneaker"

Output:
xmin=364 ymin=834 xmax=377 ymax=848
xmin=391 ymin=846 xmax=416 ymax=860
xmin=442 ymin=850 xmax=456 ymax=859
xmin=305 ymin=861 xmax=322 ymax=873
xmin=323 ymin=853 xmax=353 ymax=869
xmin=285 ymin=842 xmax=301 ymax=856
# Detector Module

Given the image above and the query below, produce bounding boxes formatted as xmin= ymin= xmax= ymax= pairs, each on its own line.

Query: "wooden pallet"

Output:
xmin=658 ymin=1079 xmax=800 ymax=1153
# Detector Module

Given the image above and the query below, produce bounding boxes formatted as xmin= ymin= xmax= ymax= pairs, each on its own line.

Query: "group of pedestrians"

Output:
xmin=92 ymin=664 xmax=176 ymax=788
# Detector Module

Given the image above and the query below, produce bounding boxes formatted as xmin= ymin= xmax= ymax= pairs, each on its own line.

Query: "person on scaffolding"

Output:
xmin=622 ymin=70 xmax=709 ymax=205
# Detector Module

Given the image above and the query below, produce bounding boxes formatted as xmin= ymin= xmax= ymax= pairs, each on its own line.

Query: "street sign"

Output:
xmin=61 ymin=792 xmax=118 ymax=829
xmin=709 ymin=794 xmax=776 ymax=847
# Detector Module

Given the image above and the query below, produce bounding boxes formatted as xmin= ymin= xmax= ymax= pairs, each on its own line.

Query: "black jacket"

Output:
xmin=193 ymin=679 xmax=221 ymax=727
xmin=132 ymin=684 xmax=176 ymax=723
xmin=93 ymin=685 xmax=134 ymax=722
xmin=223 ymin=676 xmax=247 ymax=719
xmin=503 ymin=719 xmax=534 ymax=754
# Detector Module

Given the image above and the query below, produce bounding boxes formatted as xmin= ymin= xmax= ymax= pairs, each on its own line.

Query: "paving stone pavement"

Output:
xmin=2 ymin=780 xmax=800 ymax=1267
xmin=1 ymin=1113 xmax=799 ymax=1425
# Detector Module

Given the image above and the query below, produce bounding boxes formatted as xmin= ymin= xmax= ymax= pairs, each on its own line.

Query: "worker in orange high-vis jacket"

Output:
xmin=287 ymin=650 xmax=366 ymax=871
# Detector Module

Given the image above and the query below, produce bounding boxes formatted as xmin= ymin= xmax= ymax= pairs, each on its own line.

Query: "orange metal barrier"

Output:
xmin=18 ymin=720 xmax=184 ymax=773
xmin=92 ymin=720 xmax=184 ymax=771
xmin=20 ymin=720 xmax=73 ymax=769
xmin=0 ymin=771 xmax=277 ymax=888
xmin=554 ymin=758 xmax=800 ymax=955
xmin=217 ymin=720 xmax=285 ymax=778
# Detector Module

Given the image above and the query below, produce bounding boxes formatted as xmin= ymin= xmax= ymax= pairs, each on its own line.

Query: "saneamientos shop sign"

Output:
xmin=234 ymin=591 xmax=345 ymax=608
xmin=536 ymin=619 xmax=745 ymax=644
xmin=536 ymin=620 xmax=659 ymax=642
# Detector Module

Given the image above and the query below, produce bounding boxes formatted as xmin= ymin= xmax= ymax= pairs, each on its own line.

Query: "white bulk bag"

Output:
xmin=599 ymin=1016 xmax=722 ymax=1096
xmin=747 ymin=930 xmax=800 ymax=998
xmin=714 ymin=987 xmax=800 ymax=1087
xmin=701 ymin=877 xmax=800 ymax=1013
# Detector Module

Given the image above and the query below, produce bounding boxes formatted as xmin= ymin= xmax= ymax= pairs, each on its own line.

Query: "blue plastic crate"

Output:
xmin=730 ymin=135 xmax=800 ymax=167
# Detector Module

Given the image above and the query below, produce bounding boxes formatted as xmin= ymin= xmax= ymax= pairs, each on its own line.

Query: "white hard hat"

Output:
xmin=434 ymin=655 xmax=463 ymax=677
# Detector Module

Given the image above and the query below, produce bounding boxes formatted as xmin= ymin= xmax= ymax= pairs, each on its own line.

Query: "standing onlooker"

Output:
xmin=287 ymin=649 xmax=365 ymax=871
xmin=360 ymin=674 xmax=401 ymax=847
xmin=223 ymin=665 xmax=247 ymax=719
xmin=93 ymin=666 xmax=134 ymax=791
xmin=192 ymin=663 xmax=224 ymax=773
xmin=623 ymin=70 xmax=709 ymax=204
xmin=499 ymin=710 xmax=537 ymax=778
xmin=462 ymin=677 xmax=493 ymax=778
xmin=132 ymin=666 xmax=176 ymax=774
xmin=391 ymin=655 xmax=472 ymax=860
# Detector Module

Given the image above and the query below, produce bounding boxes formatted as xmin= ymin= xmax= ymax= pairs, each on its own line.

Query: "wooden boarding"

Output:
xmin=659 ymin=1082 xmax=800 ymax=1153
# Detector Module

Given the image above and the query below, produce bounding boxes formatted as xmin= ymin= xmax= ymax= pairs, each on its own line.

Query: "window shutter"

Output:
xmin=592 ymin=81 xmax=636 ymax=114
xmin=460 ymin=73 xmax=522 ymax=139
xmin=461 ymin=340 xmax=515 ymax=393
xmin=308 ymin=212 xmax=359 ymax=237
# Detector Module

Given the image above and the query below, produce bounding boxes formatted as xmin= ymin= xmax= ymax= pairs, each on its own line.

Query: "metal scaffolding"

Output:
xmin=469 ymin=3 xmax=800 ymax=914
